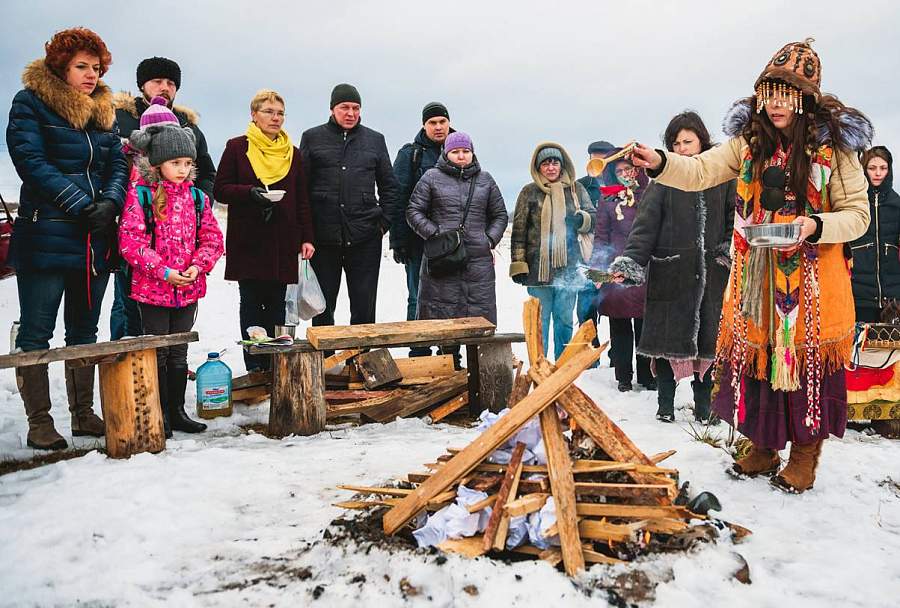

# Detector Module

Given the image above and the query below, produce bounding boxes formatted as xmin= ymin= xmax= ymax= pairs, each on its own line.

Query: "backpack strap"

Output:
xmin=190 ymin=187 xmax=205 ymax=249
xmin=135 ymin=184 xmax=156 ymax=248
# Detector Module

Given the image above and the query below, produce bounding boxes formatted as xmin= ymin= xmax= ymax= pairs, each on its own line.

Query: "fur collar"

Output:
xmin=114 ymin=91 xmax=199 ymax=125
xmin=22 ymin=59 xmax=116 ymax=131
xmin=722 ymin=97 xmax=874 ymax=152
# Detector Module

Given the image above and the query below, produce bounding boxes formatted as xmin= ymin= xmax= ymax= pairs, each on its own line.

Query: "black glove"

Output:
xmin=512 ymin=273 xmax=528 ymax=285
xmin=249 ymin=186 xmax=270 ymax=206
xmin=392 ymin=247 xmax=409 ymax=265
xmin=82 ymin=199 xmax=118 ymax=234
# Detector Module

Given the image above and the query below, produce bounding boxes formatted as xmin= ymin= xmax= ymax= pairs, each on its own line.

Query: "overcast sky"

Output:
xmin=2 ymin=0 xmax=898 ymax=205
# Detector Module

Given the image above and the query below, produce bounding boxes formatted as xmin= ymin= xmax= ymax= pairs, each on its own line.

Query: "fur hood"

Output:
xmin=134 ymin=153 xmax=197 ymax=185
xmin=113 ymin=91 xmax=199 ymax=125
xmin=21 ymin=59 xmax=116 ymax=131
xmin=529 ymin=141 xmax=578 ymax=187
xmin=722 ymin=97 xmax=874 ymax=152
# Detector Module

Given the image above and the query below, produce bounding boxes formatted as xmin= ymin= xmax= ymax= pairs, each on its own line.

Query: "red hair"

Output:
xmin=44 ymin=27 xmax=112 ymax=78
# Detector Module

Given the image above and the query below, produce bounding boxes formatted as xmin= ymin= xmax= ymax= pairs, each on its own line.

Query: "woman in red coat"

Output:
xmin=214 ymin=89 xmax=315 ymax=372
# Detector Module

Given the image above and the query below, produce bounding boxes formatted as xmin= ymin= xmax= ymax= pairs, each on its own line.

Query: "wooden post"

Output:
xmin=98 ymin=348 xmax=165 ymax=459
xmin=468 ymin=342 xmax=514 ymax=415
xmin=269 ymin=351 xmax=326 ymax=437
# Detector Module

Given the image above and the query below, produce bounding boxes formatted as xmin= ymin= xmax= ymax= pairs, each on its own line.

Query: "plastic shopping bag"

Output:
xmin=285 ymin=261 xmax=326 ymax=323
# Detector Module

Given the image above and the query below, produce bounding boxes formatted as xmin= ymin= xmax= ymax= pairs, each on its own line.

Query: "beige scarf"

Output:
xmin=535 ymin=169 xmax=573 ymax=283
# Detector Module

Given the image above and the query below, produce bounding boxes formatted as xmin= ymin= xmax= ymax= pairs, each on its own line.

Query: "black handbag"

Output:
xmin=423 ymin=177 xmax=477 ymax=277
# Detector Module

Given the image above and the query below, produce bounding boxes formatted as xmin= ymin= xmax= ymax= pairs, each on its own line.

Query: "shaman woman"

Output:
xmin=631 ymin=39 xmax=871 ymax=493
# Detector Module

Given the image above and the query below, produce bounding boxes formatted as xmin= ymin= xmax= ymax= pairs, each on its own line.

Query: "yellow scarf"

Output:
xmin=245 ymin=123 xmax=294 ymax=186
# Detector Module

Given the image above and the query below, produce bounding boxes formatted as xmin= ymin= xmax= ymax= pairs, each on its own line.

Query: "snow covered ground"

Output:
xmin=1 ymin=220 xmax=899 ymax=607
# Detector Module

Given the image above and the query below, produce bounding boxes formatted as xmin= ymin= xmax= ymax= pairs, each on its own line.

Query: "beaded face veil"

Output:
xmin=755 ymin=80 xmax=804 ymax=115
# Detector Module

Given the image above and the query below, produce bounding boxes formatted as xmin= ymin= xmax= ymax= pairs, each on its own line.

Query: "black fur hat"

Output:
xmin=137 ymin=57 xmax=182 ymax=90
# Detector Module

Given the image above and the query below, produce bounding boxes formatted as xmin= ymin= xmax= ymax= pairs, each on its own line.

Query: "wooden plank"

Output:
xmin=233 ymin=385 xmax=270 ymax=403
xmin=522 ymin=297 xmax=545 ymax=366
xmin=555 ymin=320 xmax=597 ymax=368
xmin=326 ymin=389 xmax=410 ymax=417
xmin=581 ymin=546 xmax=627 ymax=565
xmin=575 ymin=503 xmax=700 ymax=520
xmin=323 ymin=349 xmax=362 ymax=370
xmin=424 ymin=459 xmax=676 ymax=477
xmin=578 ymin=520 xmax=642 ymax=543
xmin=423 ymin=393 xmax=469 ymax=424
xmin=394 ymin=355 xmax=455 ymax=380
xmin=354 ymin=349 xmax=402 ymax=389
xmin=482 ymin=442 xmax=525 ymax=552
xmin=362 ymin=372 xmax=467 ymax=423
xmin=232 ymin=370 xmax=271 ymax=391
xmin=98 ymin=348 xmax=166 ymax=459
xmin=504 ymin=493 xmax=549 ymax=517
xmin=574 ymin=483 xmax=672 ymax=500
xmin=492 ymin=445 xmax=525 ymax=551
xmin=466 ymin=493 xmax=497 ymax=514
xmin=269 ymin=351 xmax=325 ymax=437
xmin=306 ymin=317 xmax=495 ymax=351
xmin=540 ymin=406 xmax=585 ymax=576
xmin=334 ymin=499 xmax=399 ymax=509
xmin=649 ymin=450 xmax=677 ymax=464
xmin=325 ymin=390 xmax=393 ymax=403
xmin=641 ymin=518 xmax=691 ymax=534
xmin=249 ymin=332 xmax=525 ymax=354
xmin=382 ymin=345 xmax=603 ymax=535
xmin=0 ymin=332 xmax=198 ymax=369
xmin=437 ymin=535 xmax=488 ymax=558
xmin=338 ymin=485 xmax=412 ymax=497
xmin=242 ymin=393 xmax=270 ymax=406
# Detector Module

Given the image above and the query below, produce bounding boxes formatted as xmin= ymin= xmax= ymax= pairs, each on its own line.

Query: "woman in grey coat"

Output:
xmin=407 ymin=132 xmax=508 ymax=365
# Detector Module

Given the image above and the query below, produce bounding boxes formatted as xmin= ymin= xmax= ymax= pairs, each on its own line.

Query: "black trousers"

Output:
xmin=139 ymin=303 xmax=197 ymax=368
xmin=310 ymin=236 xmax=381 ymax=327
xmin=238 ymin=280 xmax=287 ymax=372
xmin=608 ymin=317 xmax=651 ymax=385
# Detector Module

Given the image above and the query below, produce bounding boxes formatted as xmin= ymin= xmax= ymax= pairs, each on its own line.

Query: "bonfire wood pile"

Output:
xmin=336 ymin=298 xmax=748 ymax=576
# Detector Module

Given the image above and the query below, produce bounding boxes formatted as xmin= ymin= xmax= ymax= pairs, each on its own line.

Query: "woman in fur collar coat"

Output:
xmin=609 ymin=112 xmax=735 ymax=423
xmin=631 ymin=39 xmax=872 ymax=494
xmin=6 ymin=28 xmax=128 ymax=450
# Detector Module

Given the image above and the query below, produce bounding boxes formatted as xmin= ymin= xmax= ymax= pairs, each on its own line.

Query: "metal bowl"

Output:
xmin=744 ymin=223 xmax=801 ymax=248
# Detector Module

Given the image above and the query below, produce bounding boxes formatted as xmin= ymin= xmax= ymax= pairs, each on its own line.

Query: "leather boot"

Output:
xmin=730 ymin=443 xmax=780 ymax=477
xmin=771 ymin=440 xmax=824 ymax=494
xmin=167 ymin=364 xmax=206 ymax=433
xmin=655 ymin=379 xmax=676 ymax=423
xmin=17 ymin=364 xmax=67 ymax=450
xmin=65 ymin=364 xmax=105 ymax=437
xmin=157 ymin=363 xmax=172 ymax=439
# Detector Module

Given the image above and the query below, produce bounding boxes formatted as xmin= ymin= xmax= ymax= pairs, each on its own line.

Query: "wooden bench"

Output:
xmin=0 ymin=332 xmax=198 ymax=458
xmin=245 ymin=318 xmax=524 ymax=437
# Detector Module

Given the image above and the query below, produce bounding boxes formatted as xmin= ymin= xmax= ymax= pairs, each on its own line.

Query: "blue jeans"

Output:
xmin=406 ymin=251 xmax=432 ymax=357
xmin=16 ymin=268 xmax=111 ymax=352
xmin=527 ymin=286 xmax=576 ymax=361
xmin=110 ymin=268 xmax=143 ymax=340
xmin=576 ymin=283 xmax=598 ymax=325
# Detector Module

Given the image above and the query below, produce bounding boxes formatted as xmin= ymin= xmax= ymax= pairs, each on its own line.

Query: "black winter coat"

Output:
xmin=407 ymin=156 xmax=508 ymax=323
xmin=6 ymin=60 xmax=128 ymax=273
xmin=113 ymin=93 xmax=216 ymax=197
xmin=390 ymin=128 xmax=448 ymax=253
xmin=577 ymin=175 xmax=604 ymax=205
xmin=299 ymin=118 xmax=400 ymax=247
xmin=850 ymin=154 xmax=900 ymax=314
xmin=610 ymin=179 xmax=736 ymax=360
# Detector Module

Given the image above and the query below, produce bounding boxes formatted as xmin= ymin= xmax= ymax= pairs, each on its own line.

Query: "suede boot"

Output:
xmin=18 ymin=364 xmax=67 ymax=450
xmin=656 ymin=379 xmax=676 ymax=423
xmin=65 ymin=364 xmax=105 ymax=437
xmin=730 ymin=443 xmax=780 ymax=477
xmin=156 ymin=363 xmax=172 ymax=439
xmin=771 ymin=440 xmax=824 ymax=494
xmin=167 ymin=364 xmax=207 ymax=433
xmin=691 ymin=379 xmax=719 ymax=424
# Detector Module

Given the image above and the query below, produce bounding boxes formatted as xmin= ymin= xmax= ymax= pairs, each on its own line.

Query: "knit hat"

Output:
xmin=535 ymin=146 xmax=563 ymax=168
xmin=129 ymin=124 xmax=196 ymax=167
xmin=330 ymin=83 xmax=361 ymax=108
xmin=587 ymin=140 xmax=615 ymax=155
xmin=422 ymin=101 xmax=449 ymax=124
xmin=444 ymin=132 xmax=473 ymax=152
xmin=754 ymin=37 xmax=821 ymax=101
xmin=139 ymin=96 xmax=180 ymax=129
xmin=136 ymin=56 xmax=182 ymax=90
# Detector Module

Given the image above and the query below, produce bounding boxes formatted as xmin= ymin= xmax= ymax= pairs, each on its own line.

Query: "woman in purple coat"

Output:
xmin=591 ymin=151 xmax=652 ymax=392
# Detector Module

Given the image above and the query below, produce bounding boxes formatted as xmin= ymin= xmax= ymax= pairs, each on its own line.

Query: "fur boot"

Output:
xmin=771 ymin=440 xmax=824 ymax=494
xmin=730 ymin=443 xmax=780 ymax=477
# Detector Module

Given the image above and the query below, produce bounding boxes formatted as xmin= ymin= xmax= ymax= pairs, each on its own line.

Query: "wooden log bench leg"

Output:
xmin=467 ymin=342 xmax=514 ymax=416
xmin=98 ymin=348 xmax=165 ymax=459
xmin=269 ymin=351 xmax=326 ymax=437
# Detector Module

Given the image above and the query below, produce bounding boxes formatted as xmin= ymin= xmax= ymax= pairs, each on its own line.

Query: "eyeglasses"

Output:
xmin=258 ymin=109 xmax=285 ymax=118
xmin=760 ymin=166 xmax=786 ymax=211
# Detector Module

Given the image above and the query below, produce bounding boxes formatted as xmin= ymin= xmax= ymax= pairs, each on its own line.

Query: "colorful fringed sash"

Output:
xmin=717 ymin=142 xmax=855 ymax=432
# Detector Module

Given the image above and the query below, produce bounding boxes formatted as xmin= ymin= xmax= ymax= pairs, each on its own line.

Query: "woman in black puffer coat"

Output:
xmin=6 ymin=28 xmax=128 ymax=450
xmin=407 ymin=132 xmax=508 ymax=366
xmin=850 ymin=146 xmax=900 ymax=322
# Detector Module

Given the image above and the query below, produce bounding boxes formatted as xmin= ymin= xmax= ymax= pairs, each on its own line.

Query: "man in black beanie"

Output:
xmin=299 ymin=84 xmax=400 ymax=332
xmin=109 ymin=56 xmax=217 ymax=341
xmin=390 ymin=101 xmax=454 ymax=356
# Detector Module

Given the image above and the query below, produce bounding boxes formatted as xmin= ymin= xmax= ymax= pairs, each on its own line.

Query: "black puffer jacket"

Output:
xmin=407 ymin=155 xmax=508 ymax=323
xmin=609 ymin=179 xmax=736 ymax=360
xmin=6 ymin=60 xmax=128 ymax=273
xmin=850 ymin=147 xmax=900 ymax=313
xmin=113 ymin=93 xmax=216 ymax=197
xmin=299 ymin=117 xmax=400 ymax=247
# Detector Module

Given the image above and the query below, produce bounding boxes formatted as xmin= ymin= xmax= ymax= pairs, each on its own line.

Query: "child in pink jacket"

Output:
xmin=119 ymin=98 xmax=224 ymax=438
